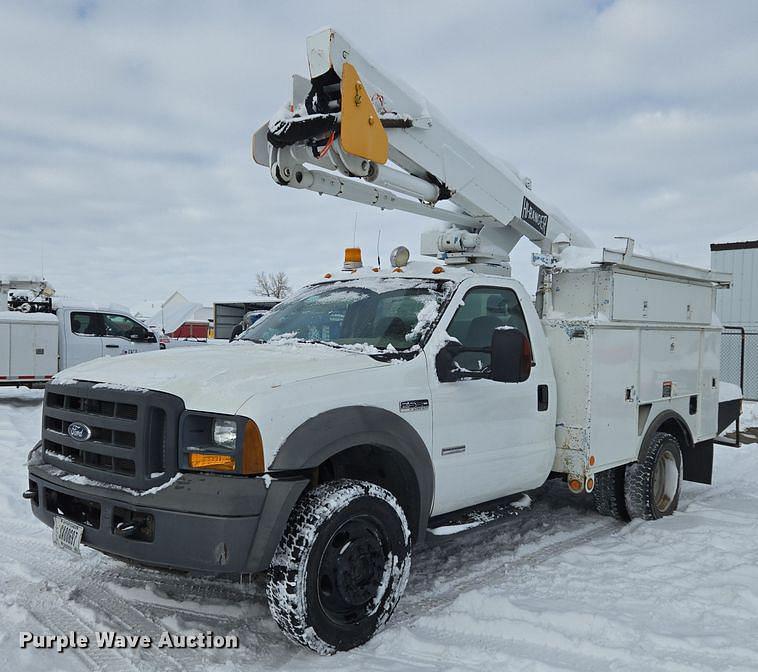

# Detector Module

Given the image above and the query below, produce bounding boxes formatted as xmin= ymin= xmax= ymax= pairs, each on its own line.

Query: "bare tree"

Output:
xmin=255 ymin=271 xmax=291 ymax=299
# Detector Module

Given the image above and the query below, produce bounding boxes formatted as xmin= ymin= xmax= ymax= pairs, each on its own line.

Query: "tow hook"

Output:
xmin=114 ymin=521 xmax=138 ymax=538
xmin=22 ymin=489 xmax=36 ymax=500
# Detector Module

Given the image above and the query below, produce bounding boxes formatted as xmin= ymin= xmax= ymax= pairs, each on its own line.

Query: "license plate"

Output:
xmin=53 ymin=516 xmax=83 ymax=555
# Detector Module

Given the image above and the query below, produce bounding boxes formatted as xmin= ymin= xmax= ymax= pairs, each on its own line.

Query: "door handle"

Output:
xmin=105 ymin=344 xmax=119 ymax=349
xmin=537 ymin=384 xmax=549 ymax=411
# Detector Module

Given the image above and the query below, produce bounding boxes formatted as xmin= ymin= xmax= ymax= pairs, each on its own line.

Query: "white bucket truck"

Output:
xmin=26 ymin=29 xmax=740 ymax=653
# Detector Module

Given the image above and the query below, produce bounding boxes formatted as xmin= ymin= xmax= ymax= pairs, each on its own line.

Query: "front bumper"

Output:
xmin=28 ymin=460 xmax=308 ymax=575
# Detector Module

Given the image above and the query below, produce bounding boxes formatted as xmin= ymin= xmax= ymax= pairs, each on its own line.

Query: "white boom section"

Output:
xmin=253 ymin=28 xmax=593 ymax=272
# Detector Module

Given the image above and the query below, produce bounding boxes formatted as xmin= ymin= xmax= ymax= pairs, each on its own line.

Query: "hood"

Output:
xmin=55 ymin=342 xmax=387 ymax=414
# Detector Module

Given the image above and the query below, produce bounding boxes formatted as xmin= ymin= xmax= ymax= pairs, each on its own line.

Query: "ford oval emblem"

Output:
xmin=68 ymin=422 xmax=92 ymax=442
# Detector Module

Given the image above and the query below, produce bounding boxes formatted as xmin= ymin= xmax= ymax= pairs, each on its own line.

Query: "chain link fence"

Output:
xmin=721 ymin=327 xmax=758 ymax=401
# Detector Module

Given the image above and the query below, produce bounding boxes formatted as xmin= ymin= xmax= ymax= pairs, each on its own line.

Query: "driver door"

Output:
xmin=429 ymin=283 xmax=553 ymax=515
xmin=101 ymin=313 xmax=156 ymax=356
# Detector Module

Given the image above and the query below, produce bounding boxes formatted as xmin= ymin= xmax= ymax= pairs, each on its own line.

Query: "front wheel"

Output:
xmin=624 ymin=432 xmax=683 ymax=520
xmin=267 ymin=479 xmax=411 ymax=654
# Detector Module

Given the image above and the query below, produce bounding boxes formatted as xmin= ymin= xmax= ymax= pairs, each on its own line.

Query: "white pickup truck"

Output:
xmin=25 ymin=28 xmax=742 ymax=654
xmin=1 ymin=306 xmax=159 ymax=386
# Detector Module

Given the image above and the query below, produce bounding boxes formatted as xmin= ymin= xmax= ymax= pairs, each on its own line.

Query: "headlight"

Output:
xmin=180 ymin=413 xmax=265 ymax=476
xmin=212 ymin=419 xmax=237 ymax=450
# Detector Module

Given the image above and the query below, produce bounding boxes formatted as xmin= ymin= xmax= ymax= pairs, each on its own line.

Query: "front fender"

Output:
xmin=270 ymin=405 xmax=435 ymax=540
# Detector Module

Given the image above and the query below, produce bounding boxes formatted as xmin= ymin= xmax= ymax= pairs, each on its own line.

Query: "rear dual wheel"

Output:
xmin=593 ymin=431 xmax=683 ymax=521
xmin=625 ymin=432 xmax=683 ymax=520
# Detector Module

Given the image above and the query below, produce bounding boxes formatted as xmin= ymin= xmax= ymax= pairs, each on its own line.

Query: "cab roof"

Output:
xmin=311 ymin=260 xmax=474 ymax=285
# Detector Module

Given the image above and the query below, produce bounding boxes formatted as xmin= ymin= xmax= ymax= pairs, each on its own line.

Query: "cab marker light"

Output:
xmin=343 ymin=247 xmax=363 ymax=270
xmin=432 ymin=266 xmax=444 ymax=274
xmin=324 ymin=273 xmax=333 ymax=279
xmin=392 ymin=267 xmax=404 ymax=273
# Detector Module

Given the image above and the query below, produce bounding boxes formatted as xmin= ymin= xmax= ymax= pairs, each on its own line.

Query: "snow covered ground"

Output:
xmin=2 ymin=388 xmax=758 ymax=672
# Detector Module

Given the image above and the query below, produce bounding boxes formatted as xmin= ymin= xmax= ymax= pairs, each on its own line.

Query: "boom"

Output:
xmin=253 ymin=28 xmax=593 ymax=273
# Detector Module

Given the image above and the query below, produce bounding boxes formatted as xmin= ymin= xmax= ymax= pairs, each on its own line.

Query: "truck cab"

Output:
xmin=58 ymin=307 xmax=159 ymax=369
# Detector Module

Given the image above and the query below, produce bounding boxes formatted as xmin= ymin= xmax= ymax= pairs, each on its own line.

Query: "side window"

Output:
xmin=70 ymin=312 xmax=103 ymax=337
xmin=103 ymin=314 xmax=149 ymax=340
xmin=445 ymin=287 xmax=530 ymax=374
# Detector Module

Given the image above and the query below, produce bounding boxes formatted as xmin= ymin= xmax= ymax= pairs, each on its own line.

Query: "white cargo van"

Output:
xmin=1 ymin=306 xmax=159 ymax=386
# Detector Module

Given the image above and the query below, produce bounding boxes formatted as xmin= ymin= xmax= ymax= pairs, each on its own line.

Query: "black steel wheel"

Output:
xmin=267 ymin=479 xmax=411 ymax=654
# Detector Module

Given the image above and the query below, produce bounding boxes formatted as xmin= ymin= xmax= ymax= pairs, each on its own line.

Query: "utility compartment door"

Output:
xmin=33 ymin=323 xmax=58 ymax=379
xmin=589 ymin=328 xmax=639 ymax=468
xmin=0 ymin=323 xmax=10 ymax=377
xmin=612 ymin=273 xmax=711 ymax=324
xmin=9 ymin=324 xmax=36 ymax=378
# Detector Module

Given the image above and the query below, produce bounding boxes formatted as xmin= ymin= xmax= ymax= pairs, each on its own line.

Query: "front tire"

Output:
xmin=267 ymin=479 xmax=411 ymax=654
xmin=624 ymin=432 xmax=683 ymax=520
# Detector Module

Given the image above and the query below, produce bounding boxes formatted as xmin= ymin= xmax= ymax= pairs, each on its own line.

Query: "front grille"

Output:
xmin=42 ymin=382 xmax=184 ymax=490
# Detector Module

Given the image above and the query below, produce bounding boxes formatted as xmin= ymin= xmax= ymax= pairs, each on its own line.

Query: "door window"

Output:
xmin=70 ymin=312 xmax=103 ymax=337
xmin=445 ymin=287 xmax=530 ymax=375
xmin=103 ymin=314 xmax=150 ymax=341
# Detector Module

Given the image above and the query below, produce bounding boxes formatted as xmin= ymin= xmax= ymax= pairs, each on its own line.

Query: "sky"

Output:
xmin=1 ymin=0 xmax=757 ymax=309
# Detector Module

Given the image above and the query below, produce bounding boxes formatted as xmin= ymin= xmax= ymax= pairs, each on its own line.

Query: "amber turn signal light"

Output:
xmin=241 ymin=420 xmax=265 ymax=475
xmin=188 ymin=453 xmax=236 ymax=471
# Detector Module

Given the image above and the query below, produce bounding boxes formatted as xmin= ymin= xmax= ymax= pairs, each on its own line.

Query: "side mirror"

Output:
xmin=491 ymin=328 xmax=532 ymax=383
xmin=435 ymin=340 xmax=463 ymax=383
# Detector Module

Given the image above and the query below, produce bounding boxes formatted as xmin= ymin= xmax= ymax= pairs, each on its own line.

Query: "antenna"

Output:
xmin=376 ymin=221 xmax=382 ymax=267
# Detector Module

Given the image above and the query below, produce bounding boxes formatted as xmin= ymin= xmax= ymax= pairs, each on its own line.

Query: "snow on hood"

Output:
xmin=54 ymin=342 xmax=387 ymax=414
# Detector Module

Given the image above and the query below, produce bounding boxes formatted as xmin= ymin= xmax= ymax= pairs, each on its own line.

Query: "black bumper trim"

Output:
xmin=28 ymin=466 xmax=310 ymax=575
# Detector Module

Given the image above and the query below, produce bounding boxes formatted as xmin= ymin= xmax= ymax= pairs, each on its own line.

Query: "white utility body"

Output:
xmin=26 ymin=28 xmax=740 ymax=655
xmin=1 ymin=306 xmax=159 ymax=386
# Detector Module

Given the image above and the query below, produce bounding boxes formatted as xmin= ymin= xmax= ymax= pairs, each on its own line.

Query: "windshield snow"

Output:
xmin=241 ymin=278 xmax=453 ymax=353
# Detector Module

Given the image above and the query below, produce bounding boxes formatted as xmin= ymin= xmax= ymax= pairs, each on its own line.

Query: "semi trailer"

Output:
xmin=26 ymin=28 xmax=741 ymax=654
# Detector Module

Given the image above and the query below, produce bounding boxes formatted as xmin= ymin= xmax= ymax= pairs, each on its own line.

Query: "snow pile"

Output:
xmin=555 ymin=246 xmax=604 ymax=270
xmin=58 ymin=471 xmax=182 ymax=497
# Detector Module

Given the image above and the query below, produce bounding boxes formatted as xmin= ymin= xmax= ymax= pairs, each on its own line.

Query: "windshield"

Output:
xmin=241 ymin=277 xmax=453 ymax=353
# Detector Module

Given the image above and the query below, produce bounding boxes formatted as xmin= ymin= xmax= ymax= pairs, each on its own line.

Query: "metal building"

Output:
xmin=213 ymin=297 xmax=280 ymax=340
xmin=711 ymin=240 xmax=758 ymax=400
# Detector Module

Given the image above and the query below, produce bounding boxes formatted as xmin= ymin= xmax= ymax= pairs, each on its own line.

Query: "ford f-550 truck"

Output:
xmin=26 ymin=28 xmax=740 ymax=654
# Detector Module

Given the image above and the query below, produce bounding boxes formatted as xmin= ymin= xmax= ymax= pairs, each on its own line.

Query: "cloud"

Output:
xmin=1 ymin=0 xmax=757 ymax=308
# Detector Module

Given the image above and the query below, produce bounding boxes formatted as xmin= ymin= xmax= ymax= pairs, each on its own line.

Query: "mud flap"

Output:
xmin=683 ymin=440 xmax=714 ymax=485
